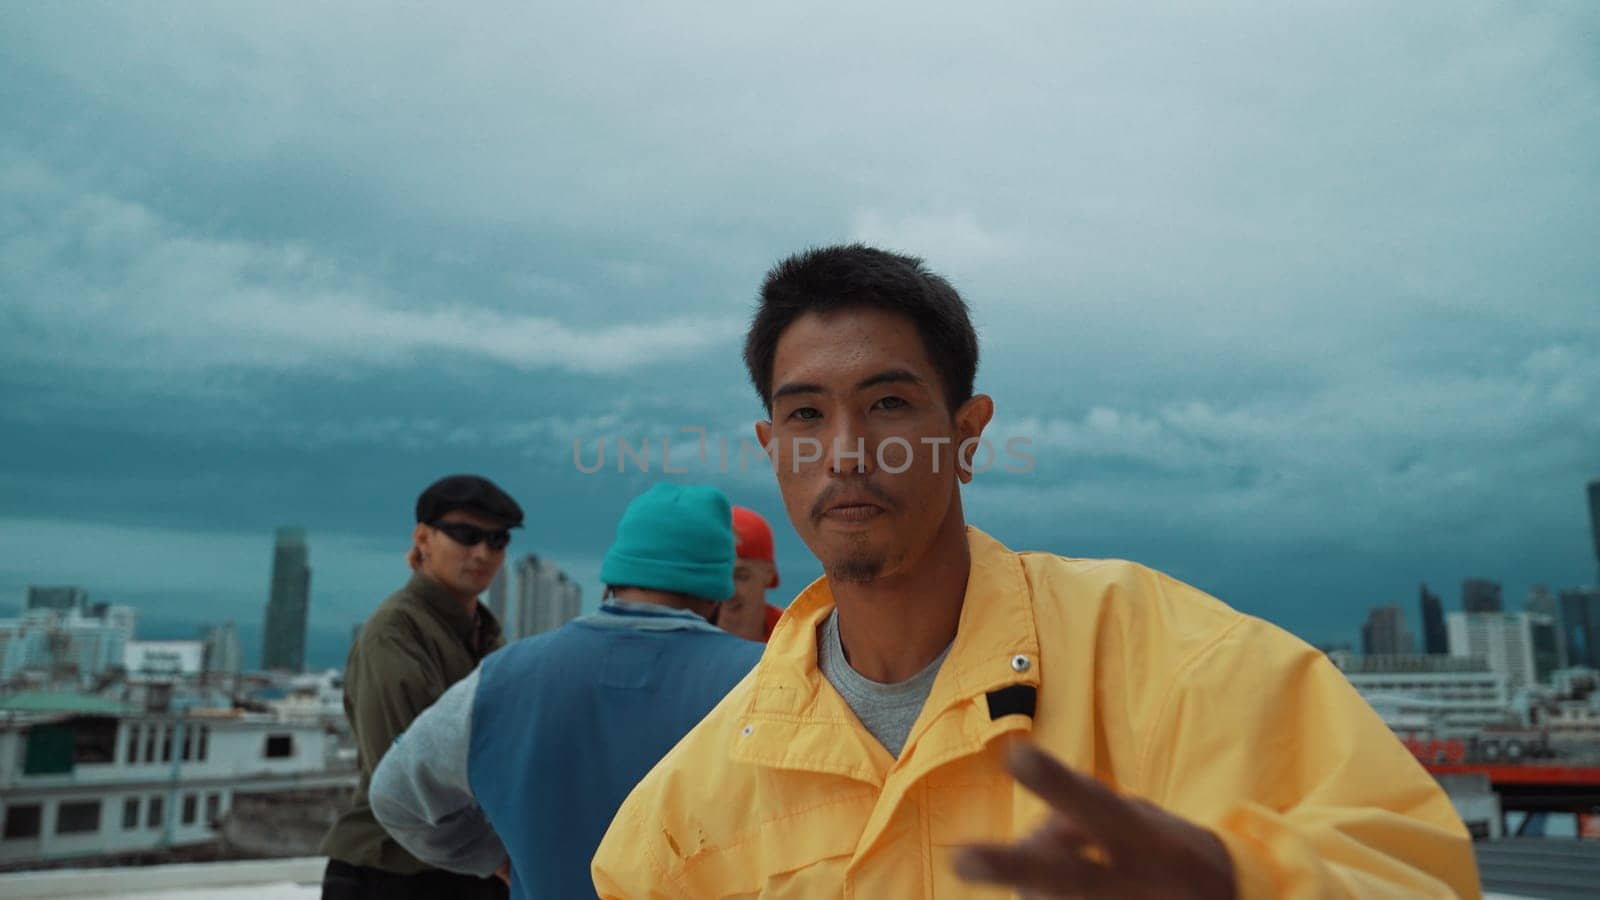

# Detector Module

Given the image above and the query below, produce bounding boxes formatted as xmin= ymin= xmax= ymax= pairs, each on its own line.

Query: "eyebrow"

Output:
xmin=771 ymin=368 xmax=926 ymax=402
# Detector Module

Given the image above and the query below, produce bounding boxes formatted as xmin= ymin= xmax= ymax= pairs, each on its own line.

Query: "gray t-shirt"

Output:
xmin=818 ymin=609 xmax=953 ymax=758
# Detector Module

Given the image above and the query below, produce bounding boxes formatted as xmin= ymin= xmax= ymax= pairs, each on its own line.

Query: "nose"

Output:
xmin=821 ymin=412 xmax=876 ymax=478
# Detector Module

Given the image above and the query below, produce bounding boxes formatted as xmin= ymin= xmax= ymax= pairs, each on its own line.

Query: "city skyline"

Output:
xmin=5 ymin=475 xmax=1597 ymax=672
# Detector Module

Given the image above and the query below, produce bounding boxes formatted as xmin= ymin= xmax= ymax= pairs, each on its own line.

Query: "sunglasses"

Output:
xmin=430 ymin=521 xmax=513 ymax=551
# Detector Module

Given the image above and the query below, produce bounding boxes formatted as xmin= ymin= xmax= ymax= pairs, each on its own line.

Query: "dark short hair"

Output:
xmin=743 ymin=244 xmax=979 ymax=413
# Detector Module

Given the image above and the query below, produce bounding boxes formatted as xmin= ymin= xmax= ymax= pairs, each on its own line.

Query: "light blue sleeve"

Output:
xmin=368 ymin=667 xmax=506 ymax=878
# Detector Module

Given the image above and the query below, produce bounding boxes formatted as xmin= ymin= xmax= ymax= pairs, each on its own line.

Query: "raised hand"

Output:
xmin=953 ymin=743 xmax=1235 ymax=899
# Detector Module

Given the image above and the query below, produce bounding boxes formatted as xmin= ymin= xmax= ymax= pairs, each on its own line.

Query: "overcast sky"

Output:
xmin=2 ymin=2 xmax=1596 ymax=668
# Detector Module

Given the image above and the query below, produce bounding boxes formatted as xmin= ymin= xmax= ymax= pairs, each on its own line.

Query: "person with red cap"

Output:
xmin=718 ymin=506 xmax=786 ymax=643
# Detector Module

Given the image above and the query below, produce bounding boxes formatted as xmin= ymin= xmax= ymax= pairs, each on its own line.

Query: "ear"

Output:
xmin=953 ymin=394 xmax=996 ymax=484
xmin=409 ymin=523 xmax=430 ymax=567
xmin=754 ymin=419 xmax=776 ymax=470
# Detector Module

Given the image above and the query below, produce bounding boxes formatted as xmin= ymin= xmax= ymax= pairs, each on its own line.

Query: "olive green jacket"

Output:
xmin=320 ymin=572 xmax=504 ymax=873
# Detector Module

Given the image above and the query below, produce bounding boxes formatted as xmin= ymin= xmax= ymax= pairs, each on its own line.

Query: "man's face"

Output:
xmin=719 ymin=558 xmax=775 ymax=641
xmin=756 ymin=308 xmax=991 ymax=585
xmin=414 ymin=509 xmax=509 ymax=600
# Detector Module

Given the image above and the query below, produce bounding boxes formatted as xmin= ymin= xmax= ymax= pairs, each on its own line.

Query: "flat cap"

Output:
xmin=415 ymin=474 xmax=524 ymax=528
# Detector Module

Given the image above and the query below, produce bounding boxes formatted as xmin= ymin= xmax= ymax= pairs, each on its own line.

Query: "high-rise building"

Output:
xmin=1527 ymin=613 xmax=1562 ymax=685
xmin=201 ymin=622 xmax=243 ymax=678
xmin=1560 ymin=587 xmax=1600 ymax=670
xmin=106 ymin=606 xmax=136 ymax=641
xmin=261 ymin=528 xmax=311 ymax=672
xmin=1462 ymin=578 xmax=1503 ymax=614
xmin=1419 ymin=584 xmax=1447 ymax=655
xmin=1526 ymin=585 xmax=1566 ymax=673
xmin=509 ymin=554 xmax=582 ymax=640
xmin=1587 ymin=477 xmax=1600 ymax=580
xmin=25 ymin=586 xmax=87 ymax=615
xmin=1361 ymin=605 xmax=1413 ymax=656
xmin=1448 ymin=612 xmax=1541 ymax=690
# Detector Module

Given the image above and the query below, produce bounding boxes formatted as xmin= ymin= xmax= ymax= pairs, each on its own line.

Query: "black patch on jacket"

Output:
xmin=986 ymin=684 xmax=1037 ymax=719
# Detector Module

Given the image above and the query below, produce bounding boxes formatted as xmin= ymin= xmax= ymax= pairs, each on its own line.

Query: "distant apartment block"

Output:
xmin=507 ymin=554 xmax=582 ymax=640
xmin=1447 ymin=612 xmax=1553 ymax=691
xmin=0 ymin=605 xmax=136 ymax=684
xmin=200 ymin=623 xmax=242 ymax=679
xmin=1332 ymin=653 xmax=1512 ymax=732
xmin=1361 ymin=605 xmax=1413 ymax=656
xmin=1461 ymin=578 xmax=1503 ymax=614
xmin=25 ymin=586 xmax=88 ymax=615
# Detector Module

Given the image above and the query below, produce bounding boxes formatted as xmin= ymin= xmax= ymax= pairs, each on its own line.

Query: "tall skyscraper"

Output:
xmin=1361 ymin=605 xmax=1413 ymax=656
xmin=509 ymin=553 xmax=582 ymax=640
xmin=261 ymin=527 xmax=311 ymax=671
xmin=1525 ymin=585 xmax=1565 ymax=671
xmin=25 ymin=586 xmax=87 ymax=614
xmin=1419 ymin=583 xmax=1447 ymax=654
xmin=1527 ymin=613 xmax=1562 ymax=685
xmin=1559 ymin=587 xmax=1600 ymax=670
xmin=1588 ymin=477 xmax=1600 ymax=582
xmin=1461 ymin=578 xmax=1503 ymax=614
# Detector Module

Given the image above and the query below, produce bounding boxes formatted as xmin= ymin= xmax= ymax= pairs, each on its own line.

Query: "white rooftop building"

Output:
xmin=0 ymin=699 xmax=347 ymax=868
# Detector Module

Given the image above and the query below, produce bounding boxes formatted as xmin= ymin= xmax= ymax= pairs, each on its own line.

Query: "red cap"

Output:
xmin=732 ymin=506 xmax=780 ymax=589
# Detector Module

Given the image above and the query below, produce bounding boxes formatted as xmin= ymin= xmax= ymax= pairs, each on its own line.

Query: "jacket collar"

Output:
xmin=403 ymin=572 xmax=502 ymax=654
xmin=732 ymin=526 xmax=1041 ymax=783
xmin=587 ymin=600 xmax=728 ymax=634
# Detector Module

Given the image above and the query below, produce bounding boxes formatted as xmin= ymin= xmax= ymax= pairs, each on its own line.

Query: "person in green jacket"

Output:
xmin=319 ymin=474 xmax=521 ymax=900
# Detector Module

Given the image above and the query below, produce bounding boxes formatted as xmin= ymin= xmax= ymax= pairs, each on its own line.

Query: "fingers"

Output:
xmin=1006 ymin=743 xmax=1142 ymax=854
xmin=953 ymin=834 xmax=1108 ymax=896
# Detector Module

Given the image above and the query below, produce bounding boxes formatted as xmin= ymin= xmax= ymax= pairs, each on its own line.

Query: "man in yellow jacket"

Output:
xmin=592 ymin=244 xmax=1480 ymax=898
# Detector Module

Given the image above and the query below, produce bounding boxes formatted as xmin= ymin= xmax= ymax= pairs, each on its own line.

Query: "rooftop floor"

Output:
xmin=1 ymin=843 xmax=1595 ymax=898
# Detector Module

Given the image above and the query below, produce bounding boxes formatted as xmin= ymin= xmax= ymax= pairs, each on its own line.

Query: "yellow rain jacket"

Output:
xmin=593 ymin=528 xmax=1479 ymax=899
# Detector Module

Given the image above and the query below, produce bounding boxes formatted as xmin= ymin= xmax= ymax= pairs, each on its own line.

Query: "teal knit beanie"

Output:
xmin=600 ymin=483 xmax=736 ymax=603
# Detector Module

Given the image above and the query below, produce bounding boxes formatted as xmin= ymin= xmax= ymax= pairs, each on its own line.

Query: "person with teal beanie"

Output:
xmin=368 ymin=483 xmax=764 ymax=900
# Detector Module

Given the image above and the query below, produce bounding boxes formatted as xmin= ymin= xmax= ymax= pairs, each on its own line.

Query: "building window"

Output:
xmin=144 ymin=728 xmax=156 ymax=763
xmin=122 ymin=797 xmax=140 ymax=830
xmin=22 ymin=724 xmax=74 ymax=776
xmin=182 ymin=727 xmax=194 ymax=762
xmin=146 ymin=795 xmax=164 ymax=829
xmin=264 ymin=734 xmax=294 ymax=759
xmin=181 ymin=794 xmax=197 ymax=826
xmin=56 ymin=800 xmax=101 ymax=835
xmin=204 ymin=793 xmax=220 ymax=824
xmin=72 ymin=718 xmax=119 ymax=765
xmin=198 ymin=725 xmax=209 ymax=761
xmin=3 ymin=804 xmax=42 ymax=840
xmin=160 ymin=727 xmax=173 ymax=763
xmin=126 ymin=725 xmax=141 ymax=764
